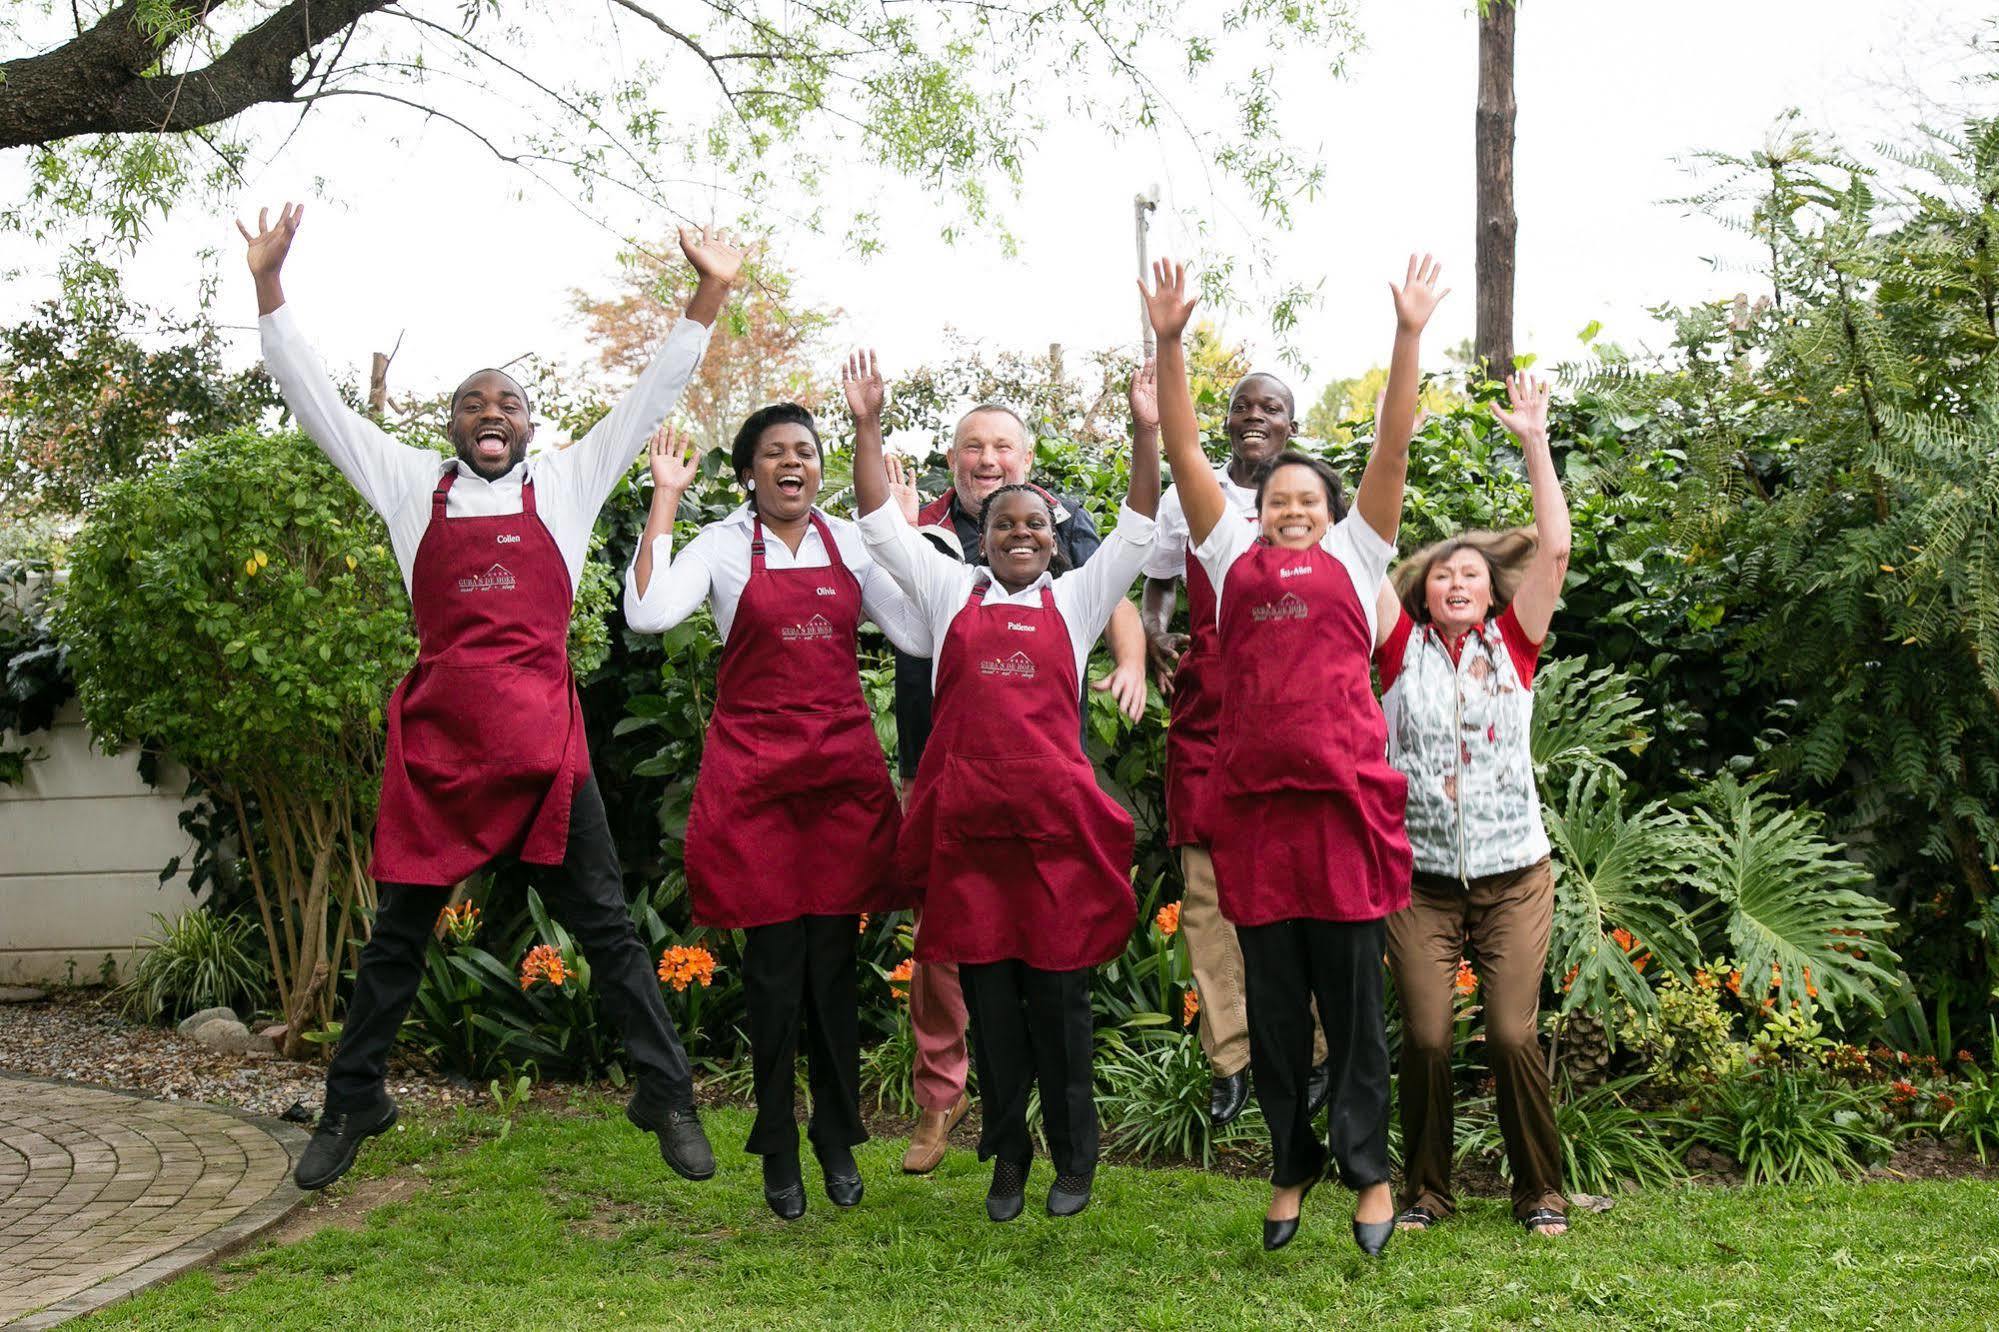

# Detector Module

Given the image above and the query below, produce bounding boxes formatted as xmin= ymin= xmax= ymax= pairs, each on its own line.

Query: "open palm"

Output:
xmin=842 ymin=349 xmax=885 ymax=421
xmin=1389 ymin=253 xmax=1449 ymax=333
xmin=647 ymin=424 xmax=700 ymax=493
xmin=678 ymin=225 xmax=748 ymax=284
xmin=236 ymin=202 xmax=303 ymax=279
xmin=1139 ymin=260 xmax=1198 ymax=340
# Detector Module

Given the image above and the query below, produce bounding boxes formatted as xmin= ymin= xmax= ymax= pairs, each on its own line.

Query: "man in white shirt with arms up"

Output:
xmin=242 ymin=203 xmax=742 ymax=1192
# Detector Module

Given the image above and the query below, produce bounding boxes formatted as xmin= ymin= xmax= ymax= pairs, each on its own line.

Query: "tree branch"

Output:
xmin=0 ymin=0 xmax=396 ymax=149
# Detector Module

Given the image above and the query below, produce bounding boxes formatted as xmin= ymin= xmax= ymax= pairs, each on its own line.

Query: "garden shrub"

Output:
xmin=118 ymin=908 xmax=271 ymax=1023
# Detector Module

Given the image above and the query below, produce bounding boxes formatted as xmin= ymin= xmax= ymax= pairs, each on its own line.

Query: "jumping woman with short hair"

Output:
xmin=1146 ymin=254 xmax=1447 ymax=1255
xmin=625 ymin=409 xmax=930 ymax=1221
xmin=848 ymin=348 xmax=1159 ymax=1223
xmin=1374 ymin=372 xmax=1573 ymax=1239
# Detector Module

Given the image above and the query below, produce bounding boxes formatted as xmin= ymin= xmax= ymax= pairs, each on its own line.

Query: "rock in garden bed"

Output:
xmin=0 ymin=987 xmax=471 ymax=1118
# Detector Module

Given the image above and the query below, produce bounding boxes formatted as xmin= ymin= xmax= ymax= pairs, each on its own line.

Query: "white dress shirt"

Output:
xmin=1194 ymin=509 xmax=1397 ymax=642
xmin=623 ymin=503 xmax=931 ymax=654
xmin=858 ymin=499 xmax=1157 ymax=691
xmin=259 ymin=303 xmax=711 ymax=595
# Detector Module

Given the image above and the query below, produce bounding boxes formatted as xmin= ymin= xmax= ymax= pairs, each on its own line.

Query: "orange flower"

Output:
xmin=857 ymin=913 xmax=871 ymax=934
xmin=1725 ymin=969 xmax=1743 ymax=997
xmin=1154 ymin=902 xmax=1182 ymax=937
xmin=437 ymin=900 xmax=481 ymax=945
xmin=1802 ymin=965 xmax=1818 ymax=999
xmin=1889 ymin=1079 xmax=1918 ymax=1104
xmin=656 ymin=945 xmax=717 ymax=992
xmin=1610 ymin=928 xmax=1651 ymax=973
xmin=520 ymin=943 xmax=568 ymax=990
xmin=1183 ymin=989 xmax=1200 ymax=1026
xmin=887 ymin=958 xmax=915 ymax=1002
xmin=1561 ymin=964 xmax=1579 ymax=994
xmin=1693 ymin=969 xmax=1717 ymax=991
xmin=1453 ymin=960 xmax=1478 ymax=997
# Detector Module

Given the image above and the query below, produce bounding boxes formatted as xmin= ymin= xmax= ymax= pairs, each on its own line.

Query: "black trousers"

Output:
xmin=325 ymin=775 xmax=695 ymax=1114
xmin=1237 ymin=917 xmax=1392 ymax=1191
xmin=959 ymin=960 xmax=1098 ymax=1176
xmin=741 ymin=915 xmax=867 ymax=1158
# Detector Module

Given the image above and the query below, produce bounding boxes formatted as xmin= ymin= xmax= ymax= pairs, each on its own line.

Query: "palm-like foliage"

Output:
xmin=1542 ymin=769 xmax=1700 ymax=1015
xmin=1684 ymin=773 xmax=1902 ymax=1019
xmin=1531 ymin=655 xmax=1653 ymax=791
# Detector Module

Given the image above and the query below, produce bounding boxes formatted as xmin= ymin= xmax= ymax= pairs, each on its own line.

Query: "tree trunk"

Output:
xmin=1475 ymin=2 xmax=1518 ymax=377
xmin=369 ymin=353 xmax=390 ymax=416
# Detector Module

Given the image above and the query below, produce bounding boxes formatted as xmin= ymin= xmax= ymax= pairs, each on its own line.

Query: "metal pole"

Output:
xmin=1134 ymin=190 xmax=1157 ymax=355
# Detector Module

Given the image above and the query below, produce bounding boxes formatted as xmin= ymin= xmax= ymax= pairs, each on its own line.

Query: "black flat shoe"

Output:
xmin=821 ymin=1166 xmax=864 ymax=1209
xmin=1047 ymin=1172 xmax=1093 ymax=1217
xmin=1305 ymin=1059 xmax=1332 ymax=1118
xmin=986 ymin=1159 xmax=1027 ymax=1223
xmin=294 ymin=1096 xmax=398 ymax=1191
xmin=1209 ymin=1071 xmax=1250 ymax=1127
xmin=625 ymin=1097 xmax=716 ymax=1182
xmin=1353 ymin=1217 xmax=1394 ymax=1258
xmin=764 ymin=1181 xmax=807 ymax=1221
xmin=1261 ymin=1173 xmax=1318 ymax=1252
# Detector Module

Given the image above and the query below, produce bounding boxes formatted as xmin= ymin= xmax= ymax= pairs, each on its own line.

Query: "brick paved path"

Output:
xmin=0 ymin=1074 xmax=307 ymax=1329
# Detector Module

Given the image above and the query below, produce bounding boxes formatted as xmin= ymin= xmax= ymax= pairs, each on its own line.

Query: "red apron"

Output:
xmin=896 ymin=582 xmax=1137 ymax=970
xmin=682 ymin=513 xmax=908 ymax=927
xmin=1162 ymin=519 xmax=1251 ymax=848
xmin=371 ymin=472 xmax=588 ymax=887
xmin=1207 ymin=541 xmax=1412 ymax=926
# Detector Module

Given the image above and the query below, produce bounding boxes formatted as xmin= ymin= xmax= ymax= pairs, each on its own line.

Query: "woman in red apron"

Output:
xmin=845 ymin=349 xmax=1158 ymax=1223
xmin=1146 ymin=254 xmax=1446 ymax=1255
xmin=625 ymin=415 xmax=929 ymax=1221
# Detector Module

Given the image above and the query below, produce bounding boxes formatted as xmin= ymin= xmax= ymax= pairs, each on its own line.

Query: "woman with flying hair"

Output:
xmin=1369 ymin=372 xmax=1574 ymax=1239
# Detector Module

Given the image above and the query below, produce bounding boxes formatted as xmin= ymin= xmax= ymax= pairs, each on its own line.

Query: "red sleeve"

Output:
xmin=1375 ymin=608 xmax=1416 ymax=692
xmin=1496 ymin=605 xmax=1542 ymax=684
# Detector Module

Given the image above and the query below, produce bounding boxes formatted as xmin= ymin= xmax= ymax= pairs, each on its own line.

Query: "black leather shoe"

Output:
xmin=1260 ymin=1173 xmax=1318 ymax=1252
xmin=1209 ymin=1071 xmax=1250 ymax=1127
xmin=294 ymin=1096 xmax=398 ymax=1191
xmin=764 ymin=1181 xmax=807 ymax=1220
xmin=625 ymin=1097 xmax=716 ymax=1181
xmin=820 ymin=1162 xmax=864 ymax=1209
xmin=1353 ymin=1217 xmax=1394 ymax=1258
xmin=1047 ymin=1171 xmax=1093 ymax=1217
xmin=986 ymin=1159 xmax=1027 ymax=1223
xmin=1305 ymin=1059 xmax=1332 ymax=1118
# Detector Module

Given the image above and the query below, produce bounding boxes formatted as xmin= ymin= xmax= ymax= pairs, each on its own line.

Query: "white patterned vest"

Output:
xmin=1380 ymin=616 xmax=1549 ymax=879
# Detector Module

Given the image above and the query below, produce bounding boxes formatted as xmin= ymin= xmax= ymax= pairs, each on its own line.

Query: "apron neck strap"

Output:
xmin=432 ymin=470 xmax=456 ymax=514
xmin=749 ymin=509 xmax=832 ymax=575
xmin=520 ymin=474 xmax=537 ymax=515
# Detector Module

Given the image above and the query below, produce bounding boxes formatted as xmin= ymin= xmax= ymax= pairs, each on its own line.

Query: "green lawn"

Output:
xmin=82 ymin=1098 xmax=1999 ymax=1331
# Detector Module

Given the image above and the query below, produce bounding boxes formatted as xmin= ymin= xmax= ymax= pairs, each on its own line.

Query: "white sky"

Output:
xmin=2 ymin=0 xmax=1992 ymax=417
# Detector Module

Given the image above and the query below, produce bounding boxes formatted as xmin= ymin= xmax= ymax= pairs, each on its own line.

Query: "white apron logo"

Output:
xmin=1250 ymin=592 xmax=1309 ymax=622
xmin=780 ymin=614 xmax=835 ymax=642
xmin=1278 ymin=564 xmax=1313 ymax=579
xmin=496 ymin=533 xmax=521 ymax=545
xmin=1006 ymin=621 xmax=1038 ymax=632
xmin=458 ymin=563 xmax=516 ymax=593
xmin=815 ymin=586 xmax=838 ymax=596
xmin=980 ymin=650 xmax=1037 ymax=679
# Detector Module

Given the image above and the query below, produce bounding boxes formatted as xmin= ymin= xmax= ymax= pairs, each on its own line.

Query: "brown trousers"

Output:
xmin=1180 ymin=846 xmax=1325 ymax=1079
xmin=1386 ymin=856 xmax=1565 ymax=1220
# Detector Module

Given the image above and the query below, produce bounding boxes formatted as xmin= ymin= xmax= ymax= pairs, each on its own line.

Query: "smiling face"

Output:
xmin=741 ymin=421 xmax=822 ymax=523
xmin=1226 ymin=374 xmax=1295 ymax=469
xmin=448 ymin=370 xmax=534 ymax=479
xmin=1425 ymin=546 xmax=1494 ymax=636
xmin=979 ymin=487 xmax=1058 ymax=590
xmin=1258 ymin=461 xmax=1334 ymax=550
xmin=948 ymin=408 xmax=1031 ymax=508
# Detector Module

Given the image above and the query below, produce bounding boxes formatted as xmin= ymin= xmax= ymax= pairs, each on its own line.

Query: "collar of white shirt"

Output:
xmin=968 ymin=565 xmax=1054 ymax=605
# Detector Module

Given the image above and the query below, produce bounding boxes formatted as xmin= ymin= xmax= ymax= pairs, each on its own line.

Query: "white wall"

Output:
xmin=0 ymin=700 xmax=200 ymax=984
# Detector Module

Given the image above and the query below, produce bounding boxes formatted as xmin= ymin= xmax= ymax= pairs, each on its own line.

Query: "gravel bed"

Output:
xmin=0 ymin=988 xmax=474 ymax=1120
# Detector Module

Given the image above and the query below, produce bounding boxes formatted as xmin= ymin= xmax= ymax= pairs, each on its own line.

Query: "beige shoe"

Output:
xmin=901 ymin=1092 xmax=971 ymax=1174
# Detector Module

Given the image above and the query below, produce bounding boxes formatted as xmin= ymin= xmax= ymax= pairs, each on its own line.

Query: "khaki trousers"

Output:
xmin=1180 ymin=845 xmax=1325 ymax=1079
xmin=1386 ymin=856 xmax=1565 ymax=1220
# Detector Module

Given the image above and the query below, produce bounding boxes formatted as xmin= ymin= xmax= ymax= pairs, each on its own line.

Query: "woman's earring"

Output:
xmin=747 ymin=479 xmax=757 ymax=491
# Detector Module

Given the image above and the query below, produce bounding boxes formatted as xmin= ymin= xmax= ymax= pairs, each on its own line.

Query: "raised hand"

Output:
xmin=1488 ymin=371 xmax=1551 ymax=443
xmin=237 ymin=202 xmax=303 ymax=280
xmin=842 ymin=349 xmax=886 ymax=424
xmin=1092 ymin=658 xmax=1149 ymax=724
xmin=1139 ymin=259 xmax=1198 ymax=341
xmin=646 ymin=424 xmax=700 ymax=495
xmin=1129 ymin=357 xmax=1159 ymax=432
xmin=678 ymin=225 xmax=748 ymax=286
xmin=885 ymin=453 xmax=923 ymax=526
xmin=1389 ymin=253 xmax=1450 ymax=334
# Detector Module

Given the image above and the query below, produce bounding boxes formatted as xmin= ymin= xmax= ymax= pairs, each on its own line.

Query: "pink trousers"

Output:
xmin=909 ymin=909 xmax=970 ymax=1110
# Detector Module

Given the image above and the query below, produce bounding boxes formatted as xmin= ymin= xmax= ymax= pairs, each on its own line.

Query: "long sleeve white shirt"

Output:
xmin=259 ymin=302 xmax=711 ymax=595
xmin=858 ymin=498 xmax=1156 ymax=691
xmin=623 ymin=503 xmax=931 ymax=654
xmin=1143 ymin=466 xmax=1259 ymax=580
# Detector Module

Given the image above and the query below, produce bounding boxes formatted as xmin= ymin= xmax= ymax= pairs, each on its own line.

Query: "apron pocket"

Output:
xmin=402 ymin=665 xmax=565 ymax=768
xmin=737 ymin=708 xmax=886 ymax=802
xmin=934 ymin=752 xmax=1066 ymax=844
xmin=1222 ymin=701 xmax=1357 ymax=795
